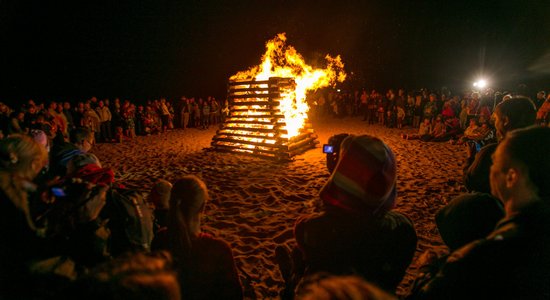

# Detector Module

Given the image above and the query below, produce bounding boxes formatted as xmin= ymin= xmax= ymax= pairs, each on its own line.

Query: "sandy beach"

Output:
xmin=93 ymin=116 xmax=466 ymax=299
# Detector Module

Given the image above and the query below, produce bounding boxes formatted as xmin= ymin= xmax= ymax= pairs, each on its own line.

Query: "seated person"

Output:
xmin=147 ymin=179 xmax=173 ymax=234
xmin=409 ymin=193 xmax=505 ymax=295
xmin=420 ymin=115 xmax=446 ymax=142
xmin=456 ymin=118 xmax=479 ymax=145
xmin=463 ymin=97 xmax=536 ymax=194
xmin=286 ymin=135 xmax=417 ymax=295
xmin=66 ymin=153 xmax=114 ymax=186
xmin=0 ymin=134 xmax=108 ymax=298
xmin=403 ymin=118 xmax=431 ymax=140
xmin=49 ymin=127 xmax=95 ymax=178
xmin=410 ymin=126 xmax=550 ymax=299
xmin=295 ymin=273 xmax=397 ymax=300
xmin=432 ymin=116 xmax=461 ymax=142
xmin=65 ymin=153 xmax=153 ymax=257
xmin=70 ymin=251 xmax=180 ymax=300
xmin=152 ymin=175 xmax=243 ymax=299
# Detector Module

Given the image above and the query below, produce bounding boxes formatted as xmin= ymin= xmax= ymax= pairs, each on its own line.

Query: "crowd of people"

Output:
xmin=0 ymin=96 xmax=227 ymax=143
xmin=1 ymin=89 xmax=550 ymax=299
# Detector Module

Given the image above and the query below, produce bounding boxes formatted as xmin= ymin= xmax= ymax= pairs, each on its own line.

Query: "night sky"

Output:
xmin=2 ymin=0 xmax=550 ymax=104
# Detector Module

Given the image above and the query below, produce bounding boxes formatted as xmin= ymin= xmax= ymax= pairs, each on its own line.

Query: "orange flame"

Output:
xmin=231 ymin=33 xmax=346 ymax=138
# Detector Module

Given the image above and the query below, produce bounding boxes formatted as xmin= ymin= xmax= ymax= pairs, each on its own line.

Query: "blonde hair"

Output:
xmin=0 ymin=134 xmax=48 ymax=180
xmin=167 ymin=175 xmax=208 ymax=262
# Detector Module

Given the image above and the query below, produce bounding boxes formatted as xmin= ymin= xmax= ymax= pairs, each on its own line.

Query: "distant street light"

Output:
xmin=473 ymin=79 xmax=487 ymax=89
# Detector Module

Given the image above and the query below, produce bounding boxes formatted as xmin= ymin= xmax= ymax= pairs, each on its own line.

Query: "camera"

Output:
xmin=323 ymin=144 xmax=334 ymax=154
xmin=49 ymin=178 xmax=102 ymax=205
xmin=325 ymin=133 xmax=351 ymax=174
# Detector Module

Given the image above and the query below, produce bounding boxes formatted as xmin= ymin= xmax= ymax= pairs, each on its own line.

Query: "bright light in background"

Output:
xmin=473 ymin=79 xmax=487 ymax=89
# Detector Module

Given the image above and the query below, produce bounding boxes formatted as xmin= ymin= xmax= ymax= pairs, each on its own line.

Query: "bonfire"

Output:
xmin=211 ymin=33 xmax=346 ymax=160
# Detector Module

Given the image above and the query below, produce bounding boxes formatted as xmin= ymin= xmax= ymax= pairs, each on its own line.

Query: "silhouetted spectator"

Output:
xmin=152 ymin=175 xmax=243 ymax=299
xmin=409 ymin=126 xmax=550 ymax=299
xmin=463 ymin=96 xmax=536 ymax=194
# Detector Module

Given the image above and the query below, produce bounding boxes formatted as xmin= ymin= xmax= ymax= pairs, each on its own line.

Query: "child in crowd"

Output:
xmin=455 ymin=118 xmax=479 ymax=145
xmin=152 ymin=175 xmax=243 ymax=299
xmin=403 ymin=118 xmax=431 ymax=140
xmin=397 ymin=106 xmax=405 ymax=129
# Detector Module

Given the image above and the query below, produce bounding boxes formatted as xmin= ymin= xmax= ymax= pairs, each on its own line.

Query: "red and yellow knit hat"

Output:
xmin=320 ymin=135 xmax=397 ymax=215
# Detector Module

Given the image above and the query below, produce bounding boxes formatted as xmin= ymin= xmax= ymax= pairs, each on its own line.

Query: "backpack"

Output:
xmin=103 ymin=187 xmax=154 ymax=256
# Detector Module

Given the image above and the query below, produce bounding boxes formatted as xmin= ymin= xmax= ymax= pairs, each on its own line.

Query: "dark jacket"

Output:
xmin=463 ymin=142 xmax=497 ymax=194
xmin=152 ymin=232 xmax=243 ymax=300
xmin=412 ymin=200 xmax=550 ymax=299
xmin=295 ymin=208 xmax=417 ymax=292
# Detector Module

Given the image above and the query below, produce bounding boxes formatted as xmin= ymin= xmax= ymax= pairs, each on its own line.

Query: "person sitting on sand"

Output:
xmin=295 ymin=273 xmax=397 ymax=300
xmin=408 ymin=192 xmax=505 ymax=296
xmin=49 ymin=127 xmax=95 ymax=178
xmin=455 ymin=118 xmax=479 ymax=145
xmin=420 ymin=115 xmax=446 ymax=141
xmin=409 ymin=126 xmax=550 ymax=299
xmin=463 ymin=96 xmax=536 ymax=194
xmin=71 ymin=251 xmax=181 ymax=300
xmin=152 ymin=175 xmax=243 ymax=300
xmin=0 ymin=134 xmax=108 ymax=298
xmin=280 ymin=135 xmax=417 ymax=297
xmin=402 ymin=117 xmax=431 ymax=140
xmin=431 ymin=115 xmax=461 ymax=142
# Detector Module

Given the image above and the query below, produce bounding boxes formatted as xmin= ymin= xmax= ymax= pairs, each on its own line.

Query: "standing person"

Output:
xmin=533 ymin=90 xmax=546 ymax=110
xmin=222 ymin=99 xmax=230 ymax=123
xmin=95 ymin=100 xmax=112 ymax=143
xmin=463 ymin=97 xmax=536 ymax=194
xmin=123 ymin=104 xmax=136 ymax=139
xmin=159 ymin=98 xmax=171 ymax=133
xmin=360 ymin=90 xmax=368 ymax=121
xmin=152 ymin=176 xmax=243 ymax=300
xmin=83 ymin=102 xmax=100 ymax=142
xmin=73 ymin=102 xmax=85 ymax=128
xmin=202 ymin=99 xmax=210 ymax=129
xmin=536 ymin=94 xmax=550 ymax=126
xmin=422 ymin=93 xmax=438 ymax=123
xmin=409 ymin=126 xmax=550 ymax=299
xmin=63 ymin=102 xmax=75 ymax=131
xmin=135 ymin=105 xmax=146 ymax=136
xmin=210 ymin=97 xmax=220 ymax=125
xmin=180 ymin=97 xmax=190 ymax=130
xmin=193 ymin=99 xmax=201 ymax=129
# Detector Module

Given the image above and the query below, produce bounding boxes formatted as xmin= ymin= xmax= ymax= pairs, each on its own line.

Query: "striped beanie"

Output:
xmin=320 ymin=135 xmax=397 ymax=215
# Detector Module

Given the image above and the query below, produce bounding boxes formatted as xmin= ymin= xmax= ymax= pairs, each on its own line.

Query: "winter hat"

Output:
xmin=70 ymin=163 xmax=115 ymax=186
xmin=436 ymin=192 xmax=504 ymax=251
xmin=320 ymin=135 xmax=397 ymax=215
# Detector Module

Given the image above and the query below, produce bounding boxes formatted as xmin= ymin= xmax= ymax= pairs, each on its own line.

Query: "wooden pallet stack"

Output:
xmin=211 ymin=77 xmax=318 ymax=160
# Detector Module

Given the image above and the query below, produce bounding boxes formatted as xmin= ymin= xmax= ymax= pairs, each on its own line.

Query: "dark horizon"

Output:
xmin=2 ymin=0 xmax=550 ymax=105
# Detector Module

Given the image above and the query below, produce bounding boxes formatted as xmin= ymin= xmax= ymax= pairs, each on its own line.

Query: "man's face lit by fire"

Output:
xmin=490 ymin=141 xmax=511 ymax=203
xmin=493 ymin=110 xmax=506 ymax=141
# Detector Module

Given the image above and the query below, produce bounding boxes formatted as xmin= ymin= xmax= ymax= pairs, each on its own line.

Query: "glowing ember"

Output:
xmin=231 ymin=33 xmax=346 ymax=138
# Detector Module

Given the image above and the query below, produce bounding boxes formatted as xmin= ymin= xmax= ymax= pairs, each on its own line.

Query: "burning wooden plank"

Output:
xmin=211 ymin=33 xmax=346 ymax=160
xmin=212 ymin=77 xmax=318 ymax=160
